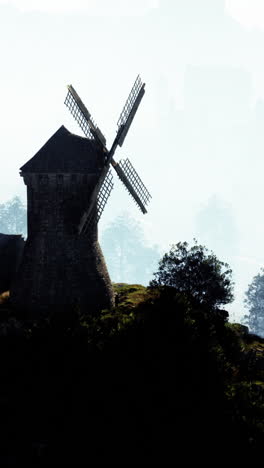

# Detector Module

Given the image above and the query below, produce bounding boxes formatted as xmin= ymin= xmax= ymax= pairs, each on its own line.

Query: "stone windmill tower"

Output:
xmin=11 ymin=76 xmax=151 ymax=315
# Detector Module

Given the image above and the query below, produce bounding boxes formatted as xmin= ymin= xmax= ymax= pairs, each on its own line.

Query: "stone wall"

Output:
xmin=10 ymin=173 xmax=114 ymax=316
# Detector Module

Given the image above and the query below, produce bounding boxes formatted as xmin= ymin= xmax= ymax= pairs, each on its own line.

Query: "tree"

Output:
xmin=0 ymin=196 xmax=27 ymax=238
xmin=149 ymin=239 xmax=234 ymax=310
xmin=195 ymin=194 xmax=238 ymax=262
xmin=243 ymin=270 xmax=264 ymax=337
xmin=100 ymin=212 xmax=160 ymax=285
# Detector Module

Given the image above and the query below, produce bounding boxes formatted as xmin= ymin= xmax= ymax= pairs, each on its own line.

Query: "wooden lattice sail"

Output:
xmin=65 ymin=76 xmax=151 ymax=233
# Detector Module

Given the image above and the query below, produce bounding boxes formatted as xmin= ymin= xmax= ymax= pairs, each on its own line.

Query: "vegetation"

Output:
xmin=0 ymin=278 xmax=263 ymax=464
xmin=100 ymin=212 xmax=160 ymax=285
xmin=0 ymin=196 xmax=27 ymax=238
xmin=195 ymin=194 xmax=238 ymax=261
xmin=0 ymin=243 xmax=262 ymax=463
xmin=150 ymin=239 xmax=234 ymax=310
xmin=244 ymin=268 xmax=264 ymax=337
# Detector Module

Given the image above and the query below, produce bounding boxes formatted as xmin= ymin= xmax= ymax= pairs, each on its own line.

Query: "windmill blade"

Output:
xmin=115 ymin=75 xmax=145 ymax=148
xmin=64 ymin=85 xmax=107 ymax=147
xmin=113 ymin=158 xmax=151 ymax=214
xmin=81 ymin=169 xmax=114 ymax=233
xmin=96 ymin=169 xmax=114 ymax=222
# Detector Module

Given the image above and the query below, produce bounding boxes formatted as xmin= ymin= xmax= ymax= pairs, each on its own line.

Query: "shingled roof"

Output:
xmin=20 ymin=125 xmax=105 ymax=173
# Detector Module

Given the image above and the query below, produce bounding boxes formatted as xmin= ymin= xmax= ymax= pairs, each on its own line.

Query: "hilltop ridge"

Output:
xmin=0 ymin=284 xmax=263 ymax=463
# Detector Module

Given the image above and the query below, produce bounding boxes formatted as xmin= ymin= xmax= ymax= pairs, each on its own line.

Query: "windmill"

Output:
xmin=64 ymin=75 xmax=151 ymax=233
xmin=10 ymin=75 xmax=150 ymax=316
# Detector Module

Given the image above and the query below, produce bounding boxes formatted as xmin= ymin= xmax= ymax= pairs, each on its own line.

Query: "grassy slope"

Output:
xmin=0 ymin=285 xmax=263 ymax=464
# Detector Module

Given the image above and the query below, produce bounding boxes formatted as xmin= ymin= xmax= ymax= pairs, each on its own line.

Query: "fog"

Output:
xmin=1 ymin=0 xmax=264 ymax=322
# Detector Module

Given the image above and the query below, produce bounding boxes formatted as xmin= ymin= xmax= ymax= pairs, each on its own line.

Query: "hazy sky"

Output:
xmin=1 ymin=0 xmax=264 ymax=321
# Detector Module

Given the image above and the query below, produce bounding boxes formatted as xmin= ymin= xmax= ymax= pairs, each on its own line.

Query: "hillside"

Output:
xmin=0 ymin=285 xmax=263 ymax=464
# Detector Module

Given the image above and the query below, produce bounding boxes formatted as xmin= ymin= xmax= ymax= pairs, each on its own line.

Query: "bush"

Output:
xmin=149 ymin=239 xmax=234 ymax=310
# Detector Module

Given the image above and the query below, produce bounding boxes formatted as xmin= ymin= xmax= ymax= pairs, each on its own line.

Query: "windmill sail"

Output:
xmin=113 ymin=158 xmax=151 ymax=214
xmin=65 ymin=85 xmax=107 ymax=147
xmin=64 ymin=77 xmax=150 ymax=234
xmin=81 ymin=169 xmax=114 ymax=233
xmin=116 ymin=75 xmax=145 ymax=148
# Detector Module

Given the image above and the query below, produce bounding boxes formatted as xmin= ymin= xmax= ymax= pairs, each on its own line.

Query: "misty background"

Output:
xmin=1 ymin=0 xmax=264 ymax=322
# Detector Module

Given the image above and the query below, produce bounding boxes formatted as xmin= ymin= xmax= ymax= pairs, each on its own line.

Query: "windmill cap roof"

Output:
xmin=20 ymin=125 xmax=104 ymax=173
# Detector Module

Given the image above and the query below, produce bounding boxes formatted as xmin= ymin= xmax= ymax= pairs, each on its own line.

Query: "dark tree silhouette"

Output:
xmin=150 ymin=239 xmax=234 ymax=310
xmin=243 ymin=269 xmax=264 ymax=337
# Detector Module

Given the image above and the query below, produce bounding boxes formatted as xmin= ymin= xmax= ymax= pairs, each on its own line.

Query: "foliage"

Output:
xmin=0 ymin=196 xmax=27 ymax=238
xmin=112 ymin=282 xmax=149 ymax=310
xmin=243 ymin=269 xmax=264 ymax=337
xmin=149 ymin=239 xmax=234 ymax=310
xmin=0 ymin=283 xmax=263 ymax=463
xmin=100 ymin=212 xmax=160 ymax=285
